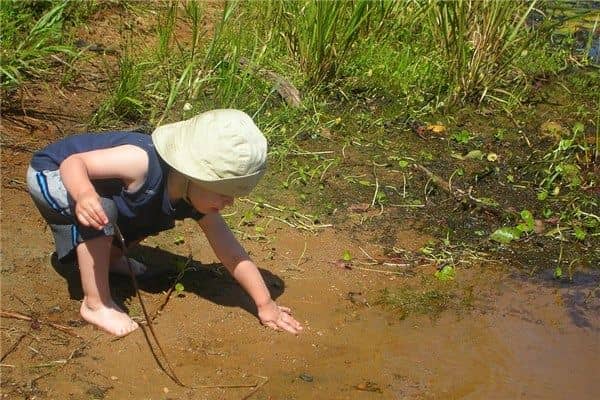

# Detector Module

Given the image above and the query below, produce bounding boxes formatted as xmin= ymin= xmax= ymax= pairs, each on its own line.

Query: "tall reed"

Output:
xmin=92 ymin=55 xmax=150 ymax=124
xmin=276 ymin=0 xmax=386 ymax=85
xmin=427 ymin=0 xmax=537 ymax=105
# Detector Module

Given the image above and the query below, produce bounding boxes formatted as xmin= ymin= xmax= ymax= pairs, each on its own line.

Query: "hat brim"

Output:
xmin=151 ymin=110 xmax=267 ymax=197
xmin=184 ymin=168 xmax=266 ymax=197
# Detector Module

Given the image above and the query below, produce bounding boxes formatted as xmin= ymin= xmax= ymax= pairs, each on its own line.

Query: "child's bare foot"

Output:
xmin=80 ymin=300 xmax=139 ymax=337
xmin=109 ymin=256 xmax=147 ymax=276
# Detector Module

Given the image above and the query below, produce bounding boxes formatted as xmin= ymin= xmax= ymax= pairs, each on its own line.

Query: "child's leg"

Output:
xmin=77 ymin=235 xmax=138 ymax=336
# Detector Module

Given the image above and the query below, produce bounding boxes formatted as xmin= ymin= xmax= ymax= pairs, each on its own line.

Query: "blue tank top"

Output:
xmin=30 ymin=132 xmax=203 ymax=241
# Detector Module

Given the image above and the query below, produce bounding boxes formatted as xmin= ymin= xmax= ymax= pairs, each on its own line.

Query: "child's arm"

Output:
xmin=59 ymin=145 xmax=149 ymax=229
xmin=198 ymin=213 xmax=303 ymax=334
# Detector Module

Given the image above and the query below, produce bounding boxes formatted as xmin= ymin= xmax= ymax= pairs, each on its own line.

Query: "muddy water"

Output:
xmin=1 ymin=208 xmax=599 ymax=399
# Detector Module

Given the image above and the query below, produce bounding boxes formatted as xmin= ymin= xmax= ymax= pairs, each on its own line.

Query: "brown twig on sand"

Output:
xmin=0 ymin=330 xmax=29 ymax=362
xmin=0 ymin=310 xmax=83 ymax=339
xmin=240 ymin=375 xmax=269 ymax=400
xmin=151 ymin=253 xmax=193 ymax=322
xmin=113 ymin=227 xmax=185 ymax=387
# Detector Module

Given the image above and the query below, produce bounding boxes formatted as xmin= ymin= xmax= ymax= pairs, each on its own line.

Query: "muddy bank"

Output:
xmin=1 ymin=220 xmax=599 ymax=399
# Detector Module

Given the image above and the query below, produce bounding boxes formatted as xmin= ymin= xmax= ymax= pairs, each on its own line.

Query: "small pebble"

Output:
xmin=110 ymin=376 xmax=118 ymax=381
xmin=299 ymin=373 xmax=314 ymax=382
xmin=163 ymin=387 xmax=169 ymax=394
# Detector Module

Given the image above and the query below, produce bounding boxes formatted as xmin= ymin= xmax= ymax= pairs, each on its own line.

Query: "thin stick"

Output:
xmin=359 ymin=246 xmax=377 ymax=262
xmin=291 ymin=151 xmax=334 ymax=156
xmin=296 ymin=242 xmax=308 ymax=269
xmin=351 ymin=265 xmax=404 ymax=275
xmin=151 ymin=254 xmax=193 ymax=322
xmin=413 ymin=164 xmax=501 ymax=214
xmin=0 ymin=310 xmax=82 ymax=339
xmin=371 ymin=163 xmax=380 ymax=208
xmin=114 ymin=227 xmax=184 ymax=387
xmin=241 ymin=375 xmax=269 ymax=400
xmin=1 ymin=330 xmax=28 ymax=362
xmin=13 ymin=295 xmax=34 ymax=313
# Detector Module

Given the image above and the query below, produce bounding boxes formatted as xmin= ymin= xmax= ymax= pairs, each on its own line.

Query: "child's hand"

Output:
xmin=74 ymin=190 xmax=108 ymax=230
xmin=258 ymin=299 xmax=303 ymax=334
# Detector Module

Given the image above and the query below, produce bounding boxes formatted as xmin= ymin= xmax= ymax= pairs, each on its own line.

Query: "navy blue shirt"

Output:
xmin=31 ymin=132 xmax=203 ymax=241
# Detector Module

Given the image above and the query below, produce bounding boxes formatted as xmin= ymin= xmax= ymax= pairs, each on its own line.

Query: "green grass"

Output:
xmin=0 ymin=0 xmax=77 ymax=90
xmin=426 ymin=0 xmax=538 ymax=106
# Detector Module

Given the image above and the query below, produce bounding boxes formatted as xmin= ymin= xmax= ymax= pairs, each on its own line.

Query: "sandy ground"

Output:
xmin=2 ymin=5 xmax=599 ymax=399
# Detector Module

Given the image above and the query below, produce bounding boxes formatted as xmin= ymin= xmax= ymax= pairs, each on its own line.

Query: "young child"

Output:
xmin=26 ymin=109 xmax=303 ymax=337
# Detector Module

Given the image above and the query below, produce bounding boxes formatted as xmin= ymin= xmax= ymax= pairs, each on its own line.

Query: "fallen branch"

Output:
xmin=238 ymin=57 xmax=301 ymax=107
xmin=0 ymin=310 xmax=82 ymax=339
xmin=412 ymin=164 xmax=501 ymax=215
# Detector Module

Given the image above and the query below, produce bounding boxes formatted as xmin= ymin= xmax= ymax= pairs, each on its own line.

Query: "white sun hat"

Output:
xmin=152 ymin=109 xmax=267 ymax=197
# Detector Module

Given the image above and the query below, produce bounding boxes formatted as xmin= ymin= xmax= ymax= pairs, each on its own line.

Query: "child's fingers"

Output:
xmin=77 ymin=213 xmax=95 ymax=228
xmin=277 ymin=317 xmax=300 ymax=334
xmin=280 ymin=312 xmax=303 ymax=334
xmin=89 ymin=204 xmax=108 ymax=226
xmin=285 ymin=314 xmax=303 ymax=331
xmin=78 ymin=208 xmax=104 ymax=230
xmin=278 ymin=306 xmax=292 ymax=314
xmin=263 ymin=320 xmax=280 ymax=331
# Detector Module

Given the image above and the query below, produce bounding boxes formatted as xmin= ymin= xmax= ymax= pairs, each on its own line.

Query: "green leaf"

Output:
xmin=175 ymin=283 xmax=185 ymax=293
xmin=435 ymin=265 xmax=455 ymax=281
xmin=490 ymin=227 xmax=522 ymax=244
xmin=537 ymin=191 xmax=548 ymax=201
xmin=516 ymin=223 xmax=530 ymax=233
xmin=464 ymin=150 xmax=484 ymax=160
xmin=553 ymin=267 xmax=562 ymax=280
xmin=573 ymin=226 xmax=586 ymax=241
xmin=520 ymin=210 xmax=534 ymax=231
xmin=451 ymin=130 xmax=472 ymax=144
xmin=173 ymin=235 xmax=185 ymax=245
xmin=342 ymin=249 xmax=352 ymax=262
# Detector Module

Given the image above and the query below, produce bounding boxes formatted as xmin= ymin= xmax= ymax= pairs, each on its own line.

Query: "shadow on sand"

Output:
xmin=50 ymin=244 xmax=285 ymax=319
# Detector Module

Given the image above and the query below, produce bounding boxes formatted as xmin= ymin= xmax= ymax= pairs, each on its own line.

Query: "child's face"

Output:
xmin=186 ymin=183 xmax=234 ymax=214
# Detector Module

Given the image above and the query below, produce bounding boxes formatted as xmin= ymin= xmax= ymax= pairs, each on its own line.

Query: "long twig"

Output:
xmin=115 ymin=228 xmax=266 ymax=393
xmin=151 ymin=253 xmax=193 ymax=322
xmin=238 ymin=57 xmax=301 ymax=107
xmin=412 ymin=164 xmax=501 ymax=214
xmin=114 ymin=227 xmax=184 ymax=387
xmin=240 ymin=375 xmax=269 ymax=400
xmin=0 ymin=310 xmax=82 ymax=339
xmin=1 ymin=330 xmax=29 ymax=362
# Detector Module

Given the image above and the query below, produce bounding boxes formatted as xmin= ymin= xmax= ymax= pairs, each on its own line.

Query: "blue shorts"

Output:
xmin=26 ymin=166 xmax=118 ymax=261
